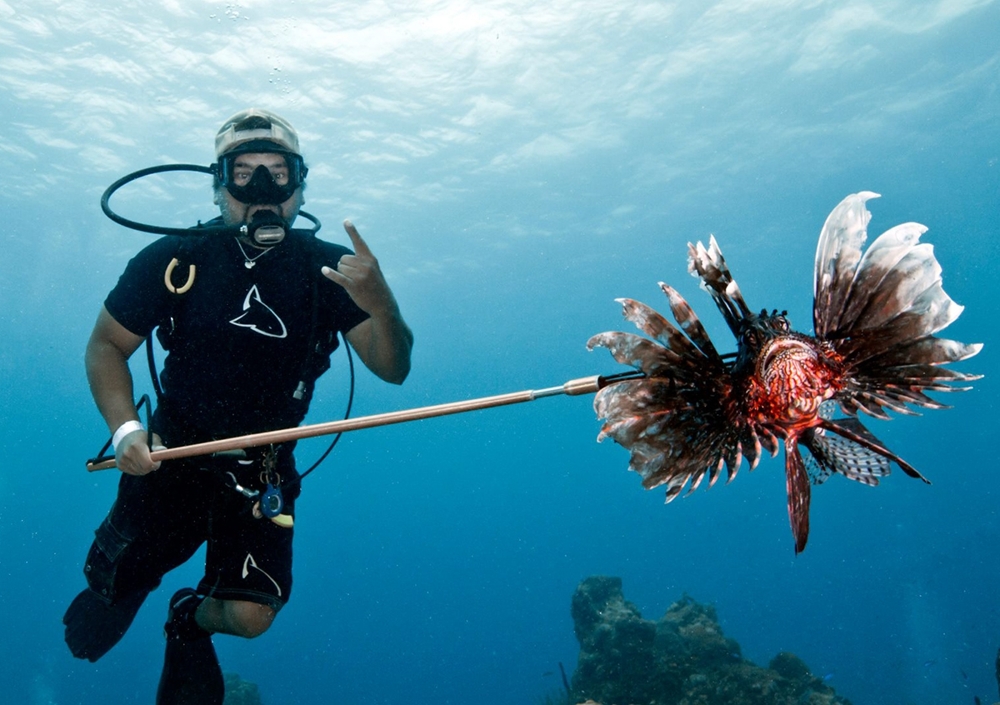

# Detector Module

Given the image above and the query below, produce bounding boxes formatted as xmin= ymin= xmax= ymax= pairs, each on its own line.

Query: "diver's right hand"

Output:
xmin=115 ymin=430 xmax=164 ymax=476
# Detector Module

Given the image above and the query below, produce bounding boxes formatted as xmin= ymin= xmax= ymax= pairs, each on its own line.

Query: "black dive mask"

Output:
xmin=217 ymin=154 xmax=308 ymax=205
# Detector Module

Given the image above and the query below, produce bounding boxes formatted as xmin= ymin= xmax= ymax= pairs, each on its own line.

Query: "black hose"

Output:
xmin=86 ymin=394 xmax=153 ymax=467
xmin=100 ymin=163 xmax=321 ymax=237
xmin=291 ymin=332 xmax=356 ymax=488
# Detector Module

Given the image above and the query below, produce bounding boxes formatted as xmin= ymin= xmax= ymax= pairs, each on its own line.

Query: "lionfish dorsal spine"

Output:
xmin=687 ymin=236 xmax=752 ymax=338
xmin=813 ymin=191 xmax=879 ymax=338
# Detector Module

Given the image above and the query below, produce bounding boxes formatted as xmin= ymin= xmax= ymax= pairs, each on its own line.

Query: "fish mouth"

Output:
xmin=758 ymin=336 xmax=817 ymax=378
xmin=757 ymin=335 xmax=829 ymax=424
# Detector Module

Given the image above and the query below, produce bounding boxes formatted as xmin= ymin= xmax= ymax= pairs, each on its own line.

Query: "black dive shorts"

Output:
xmin=82 ymin=453 xmax=298 ymax=612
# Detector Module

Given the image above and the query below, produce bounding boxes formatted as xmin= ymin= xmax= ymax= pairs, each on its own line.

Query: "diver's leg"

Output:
xmin=197 ymin=596 xmax=276 ymax=637
xmin=155 ymin=594 xmax=276 ymax=705
xmin=157 ymin=471 xmax=296 ymax=699
xmin=196 ymin=468 xmax=295 ymax=627
xmin=156 ymin=588 xmax=225 ymax=705
xmin=156 ymin=462 xmax=295 ymax=702
xmin=64 ymin=467 xmax=209 ymax=661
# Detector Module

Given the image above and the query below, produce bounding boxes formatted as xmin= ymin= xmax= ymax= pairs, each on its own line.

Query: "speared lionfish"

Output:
xmin=587 ymin=192 xmax=981 ymax=553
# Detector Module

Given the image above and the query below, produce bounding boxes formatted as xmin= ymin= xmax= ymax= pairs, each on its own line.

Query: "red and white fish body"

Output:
xmin=588 ymin=192 xmax=981 ymax=553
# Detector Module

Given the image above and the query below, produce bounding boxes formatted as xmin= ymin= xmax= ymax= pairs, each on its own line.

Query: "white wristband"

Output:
xmin=112 ymin=420 xmax=146 ymax=453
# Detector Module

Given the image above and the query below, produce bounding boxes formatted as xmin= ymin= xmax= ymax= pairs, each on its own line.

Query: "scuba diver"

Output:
xmin=63 ymin=108 xmax=413 ymax=704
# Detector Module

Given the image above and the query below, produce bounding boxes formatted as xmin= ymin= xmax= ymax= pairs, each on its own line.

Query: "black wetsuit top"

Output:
xmin=105 ymin=228 xmax=369 ymax=445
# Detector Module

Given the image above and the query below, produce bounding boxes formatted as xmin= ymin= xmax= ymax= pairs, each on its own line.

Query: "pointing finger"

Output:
xmin=342 ymin=219 xmax=373 ymax=257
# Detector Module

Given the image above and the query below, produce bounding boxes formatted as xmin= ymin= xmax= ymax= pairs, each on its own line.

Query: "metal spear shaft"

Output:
xmin=86 ymin=373 xmax=628 ymax=472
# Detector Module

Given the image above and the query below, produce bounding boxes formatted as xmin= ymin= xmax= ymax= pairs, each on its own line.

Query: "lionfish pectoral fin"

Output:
xmin=785 ymin=443 xmax=812 ymax=555
xmin=799 ymin=423 xmax=891 ymax=487
xmin=818 ymin=418 xmax=930 ymax=484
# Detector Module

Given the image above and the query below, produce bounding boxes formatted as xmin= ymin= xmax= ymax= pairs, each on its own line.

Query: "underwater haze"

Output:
xmin=1 ymin=1 xmax=998 ymax=703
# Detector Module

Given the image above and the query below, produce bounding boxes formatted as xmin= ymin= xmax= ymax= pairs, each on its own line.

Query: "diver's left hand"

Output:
xmin=322 ymin=220 xmax=399 ymax=317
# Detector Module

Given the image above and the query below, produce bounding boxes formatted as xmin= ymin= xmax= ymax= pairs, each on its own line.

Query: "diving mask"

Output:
xmin=216 ymin=151 xmax=308 ymax=206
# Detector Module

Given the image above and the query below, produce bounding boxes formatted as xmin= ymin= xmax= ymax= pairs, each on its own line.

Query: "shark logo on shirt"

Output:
xmin=242 ymin=552 xmax=282 ymax=597
xmin=230 ymin=285 xmax=288 ymax=338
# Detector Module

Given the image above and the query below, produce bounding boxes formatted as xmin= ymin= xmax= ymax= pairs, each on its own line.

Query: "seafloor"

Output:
xmin=223 ymin=577 xmax=1000 ymax=705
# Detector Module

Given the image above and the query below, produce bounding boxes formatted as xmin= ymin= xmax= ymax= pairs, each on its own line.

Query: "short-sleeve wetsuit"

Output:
xmin=83 ymin=227 xmax=368 ymax=611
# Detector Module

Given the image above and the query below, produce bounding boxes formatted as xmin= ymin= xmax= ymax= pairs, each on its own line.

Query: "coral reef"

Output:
xmin=224 ymin=672 xmax=263 ymax=705
xmin=569 ymin=576 xmax=851 ymax=705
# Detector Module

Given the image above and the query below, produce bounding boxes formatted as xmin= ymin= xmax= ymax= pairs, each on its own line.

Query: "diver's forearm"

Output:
xmin=85 ymin=336 xmax=141 ymax=433
xmin=363 ymin=307 xmax=413 ymax=385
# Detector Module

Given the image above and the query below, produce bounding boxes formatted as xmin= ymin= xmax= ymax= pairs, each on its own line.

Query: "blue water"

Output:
xmin=1 ymin=2 xmax=998 ymax=703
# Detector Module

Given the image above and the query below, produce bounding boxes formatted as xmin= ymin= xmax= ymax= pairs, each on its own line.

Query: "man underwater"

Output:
xmin=64 ymin=108 xmax=413 ymax=704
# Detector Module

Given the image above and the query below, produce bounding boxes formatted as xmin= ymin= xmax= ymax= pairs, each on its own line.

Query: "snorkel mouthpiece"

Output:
xmin=243 ymin=210 xmax=287 ymax=245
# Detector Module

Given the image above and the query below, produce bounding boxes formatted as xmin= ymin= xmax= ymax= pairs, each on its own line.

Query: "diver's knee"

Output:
xmin=227 ymin=601 xmax=275 ymax=639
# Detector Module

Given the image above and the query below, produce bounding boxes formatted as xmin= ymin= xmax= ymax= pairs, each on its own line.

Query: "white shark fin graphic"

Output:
xmin=230 ymin=285 xmax=287 ymax=338
xmin=242 ymin=552 xmax=282 ymax=597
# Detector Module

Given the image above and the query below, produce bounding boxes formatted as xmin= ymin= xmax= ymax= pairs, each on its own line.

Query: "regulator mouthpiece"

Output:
xmin=242 ymin=210 xmax=287 ymax=245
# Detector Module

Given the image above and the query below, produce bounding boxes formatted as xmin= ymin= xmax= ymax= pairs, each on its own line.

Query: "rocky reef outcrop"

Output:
xmin=569 ymin=576 xmax=851 ymax=705
xmin=224 ymin=672 xmax=263 ymax=705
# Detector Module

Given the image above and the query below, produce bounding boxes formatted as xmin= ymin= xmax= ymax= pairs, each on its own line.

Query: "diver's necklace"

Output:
xmin=234 ymin=237 xmax=273 ymax=269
